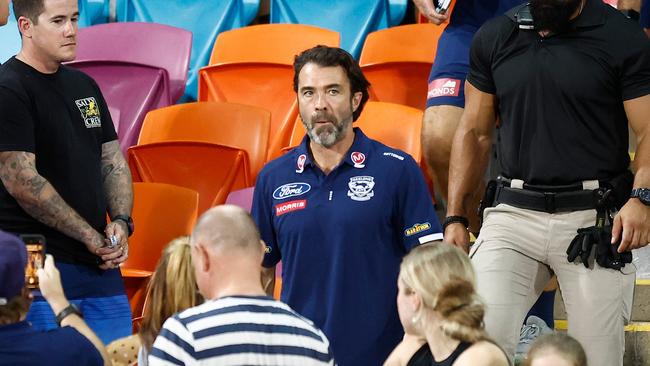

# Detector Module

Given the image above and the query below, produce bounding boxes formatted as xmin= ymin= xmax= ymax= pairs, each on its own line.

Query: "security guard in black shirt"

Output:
xmin=444 ymin=1 xmax=650 ymax=365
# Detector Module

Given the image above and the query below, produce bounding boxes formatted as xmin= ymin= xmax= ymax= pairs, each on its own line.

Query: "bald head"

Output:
xmin=191 ymin=205 xmax=261 ymax=254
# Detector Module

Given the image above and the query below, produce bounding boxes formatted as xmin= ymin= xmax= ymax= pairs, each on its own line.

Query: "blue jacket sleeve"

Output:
xmin=394 ymin=155 xmax=443 ymax=251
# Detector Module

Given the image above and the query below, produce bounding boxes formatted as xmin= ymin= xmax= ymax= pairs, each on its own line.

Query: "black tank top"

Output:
xmin=407 ymin=341 xmax=472 ymax=366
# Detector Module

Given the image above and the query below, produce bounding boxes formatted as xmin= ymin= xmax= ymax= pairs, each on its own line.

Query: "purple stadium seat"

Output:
xmin=225 ymin=187 xmax=255 ymax=213
xmin=67 ymin=22 xmax=192 ymax=154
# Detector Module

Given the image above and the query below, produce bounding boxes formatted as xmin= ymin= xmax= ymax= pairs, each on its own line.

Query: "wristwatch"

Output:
xmin=630 ymin=188 xmax=650 ymax=206
xmin=111 ymin=215 xmax=134 ymax=236
xmin=442 ymin=216 xmax=470 ymax=232
xmin=56 ymin=303 xmax=82 ymax=326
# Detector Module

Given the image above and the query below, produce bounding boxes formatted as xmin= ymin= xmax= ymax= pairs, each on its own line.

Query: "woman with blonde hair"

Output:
xmin=108 ymin=237 xmax=203 ymax=366
xmin=385 ymin=242 xmax=509 ymax=366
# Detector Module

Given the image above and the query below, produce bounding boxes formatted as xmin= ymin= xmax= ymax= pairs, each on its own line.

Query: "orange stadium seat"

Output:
xmin=128 ymin=141 xmax=250 ymax=213
xmin=289 ymin=101 xmax=422 ymax=162
xmin=198 ymin=24 xmax=340 ymax=160
xmin=120 ymin=182 xmax=199 ymax=318
xmin=360 ymin=24 xmax=446 ymax=110
xmin=138 ymin=102 xmax=271 ymax=182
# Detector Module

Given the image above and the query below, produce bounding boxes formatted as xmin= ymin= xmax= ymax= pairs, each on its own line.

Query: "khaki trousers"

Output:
xmin=470 ymin=203 xmax=635 ymax=366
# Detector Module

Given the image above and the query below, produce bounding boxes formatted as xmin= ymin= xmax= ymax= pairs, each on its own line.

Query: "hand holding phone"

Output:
xmin=36 ymin=254 xmax=67 ymax=306
xmin=413 ymin=0 xmax=449 ymax=24
xmin=435 ymin=0 xmax=452 ymax=15
xmin=20 ymin=234 xmax=46 ymax=290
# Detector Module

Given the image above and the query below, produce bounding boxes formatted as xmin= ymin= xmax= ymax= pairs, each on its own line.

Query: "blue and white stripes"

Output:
xmin=149 ymin=295 xmax=335 ymax=365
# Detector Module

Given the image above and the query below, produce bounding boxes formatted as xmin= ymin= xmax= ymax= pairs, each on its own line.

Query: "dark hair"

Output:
xmin=13 ymin=0 xmax=45 ymax=23
xmin=293 ymin=45 xmax=370 ymax=121
xmin=0 ymin=289 xmax=31 ymax=325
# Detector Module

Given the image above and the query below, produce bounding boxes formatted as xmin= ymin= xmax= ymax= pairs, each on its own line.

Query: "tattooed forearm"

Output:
xmin=101 ymin=141 xmax=133 ymax=217
xmin=0 ymin=151 xmax=103 ymax=249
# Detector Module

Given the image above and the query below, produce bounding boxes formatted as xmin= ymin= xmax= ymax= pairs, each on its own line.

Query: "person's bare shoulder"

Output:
xmin=452 ymin=341 xmax=509 ymax=366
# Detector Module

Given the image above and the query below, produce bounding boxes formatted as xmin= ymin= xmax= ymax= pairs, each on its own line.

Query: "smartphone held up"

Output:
xmin=20 ymin=234 xmax=45 ymax=289
xmin=435 ymin=0 xmax=451 ymax=14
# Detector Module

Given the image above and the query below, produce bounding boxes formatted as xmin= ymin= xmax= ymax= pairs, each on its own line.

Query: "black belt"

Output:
xmin=494 ymin=185 xmax=598 ymax=213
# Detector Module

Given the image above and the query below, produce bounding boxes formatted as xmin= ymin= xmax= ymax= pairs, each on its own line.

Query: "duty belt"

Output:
xmin=494 ymin=177 xmax=600 ymax=213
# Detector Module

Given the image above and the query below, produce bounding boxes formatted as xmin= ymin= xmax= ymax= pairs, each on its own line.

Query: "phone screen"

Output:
xmin=20 ymin=235 xmax=46 ymax=289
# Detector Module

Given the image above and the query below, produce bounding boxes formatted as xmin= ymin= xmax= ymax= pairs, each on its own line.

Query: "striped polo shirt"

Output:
xmin=148 ymin=295 xmax=335 ymax=365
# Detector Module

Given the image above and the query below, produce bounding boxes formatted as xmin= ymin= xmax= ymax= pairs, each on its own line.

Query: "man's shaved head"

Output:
xmin=191 ymin=205 xmax=262 ymax=254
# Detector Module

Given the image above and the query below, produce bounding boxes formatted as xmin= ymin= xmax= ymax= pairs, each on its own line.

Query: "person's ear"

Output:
xmin=196 ymin=243 xmax=210 ymax=273
xmin=17 ymin=16 xmax=33 ymax=38
xmin=411 ymin=292 xmax=422 ymax=313
xmin=259 ymin=240 xmax=267 ymax=263
xmin=351 ymin=91 xmax=363 ymax=112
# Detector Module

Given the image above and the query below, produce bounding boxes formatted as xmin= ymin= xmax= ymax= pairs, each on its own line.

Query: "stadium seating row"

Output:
xmin=1 ymin=0 xmax=413 ymax=100
xmin=65 ymin=22 xmax=444 ymax=157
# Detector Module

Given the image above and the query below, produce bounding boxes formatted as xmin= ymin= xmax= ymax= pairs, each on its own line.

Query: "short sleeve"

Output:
xmin=620 ymin=26 xmax=650 ymax=100
xmin=251 ymin=171 xmax=281 ymax=267
xmin=394 ymin=156 xmax=443 ymax=251
xmin=0 ymin=86 xmax=36 ymax=153
xmin=467 ymin=21 xmax=498 ymax=94
xmin=149 ymin=317 xmax=196 ymax=365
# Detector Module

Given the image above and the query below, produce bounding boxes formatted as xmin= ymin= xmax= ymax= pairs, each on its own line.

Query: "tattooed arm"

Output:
xmin=101 ymin=140 xmax=133 ymax=219
xmin=100 ymin=140 xmax=133 ymax=266
xmin=0 ymin=151 xmax=105 ymax=254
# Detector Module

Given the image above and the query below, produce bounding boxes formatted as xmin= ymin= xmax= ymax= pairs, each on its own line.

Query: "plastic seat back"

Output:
xmin=360 ymin=24 xmax=445 ymax=109
xmin=73 ymin=22 xmax=192 ymax=103
xmin=127 ymin=142 xmax=251 ymax=213
xmin=199 ymin=24 xmax=339 ymax=160
xmin=67 ymin=62 xmax=171 ymax=155
xmin=208 ymin=23 xmax=340 ymax=65
xmin=138 ymin=102 xmax=270 ymax=181
xmin=290 ymin=101 xmax=422 ymax=161
xmin=68 ymin=23 xmax=192 ymax=153
xmin=121 ymin=182 xmax=198 ymax=316
xmin=225 ymin=187 xmax=254 ymax=213
xmin=270 ymin=0 xmax=406 ymax=58
xmin=116 ymin=0 xmax=260 ymax=101
xmin=123 ymin=182 xmax=198 ymax=271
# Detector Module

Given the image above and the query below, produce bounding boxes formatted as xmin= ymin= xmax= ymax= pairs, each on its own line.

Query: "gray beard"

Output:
xmin=306 ymin=117 xmax=352 ymax=148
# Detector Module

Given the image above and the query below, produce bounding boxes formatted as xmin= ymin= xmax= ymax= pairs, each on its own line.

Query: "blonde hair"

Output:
xmin=399 ymin=243 xmax=486 ymax=343
xmin=522 ymin=333 xmax=587 ymax=366
xmin=139 ymin=237 xmax=203 ymax=352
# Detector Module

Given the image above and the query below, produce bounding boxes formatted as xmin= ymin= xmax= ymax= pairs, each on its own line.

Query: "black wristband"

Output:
xmin=111 ymin=215 xmax=134 ymax=236
xmin=442 ymin=215 xmax=469 ymax=232
xmin=56 ymin=303 xmax=82 ymax=326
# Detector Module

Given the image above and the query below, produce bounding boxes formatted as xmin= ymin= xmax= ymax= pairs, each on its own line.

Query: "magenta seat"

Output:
xmin=225 ymin=187 xmax=255 ymax=213
xmin=67 ymin=22 xmax=192 ymax=154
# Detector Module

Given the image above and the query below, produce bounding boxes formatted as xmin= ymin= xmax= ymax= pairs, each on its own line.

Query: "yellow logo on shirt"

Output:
xmin=75 ymin=97 xmax=101 ymax=128
xmin=404 ymin=222 xmax=431 ymax=237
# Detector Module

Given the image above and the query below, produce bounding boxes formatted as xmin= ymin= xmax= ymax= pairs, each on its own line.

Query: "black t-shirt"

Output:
xmin=468 ymin=0 xmax=650 ymax=185
xmin=0 ymin=57 xmax=117 ymax=265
